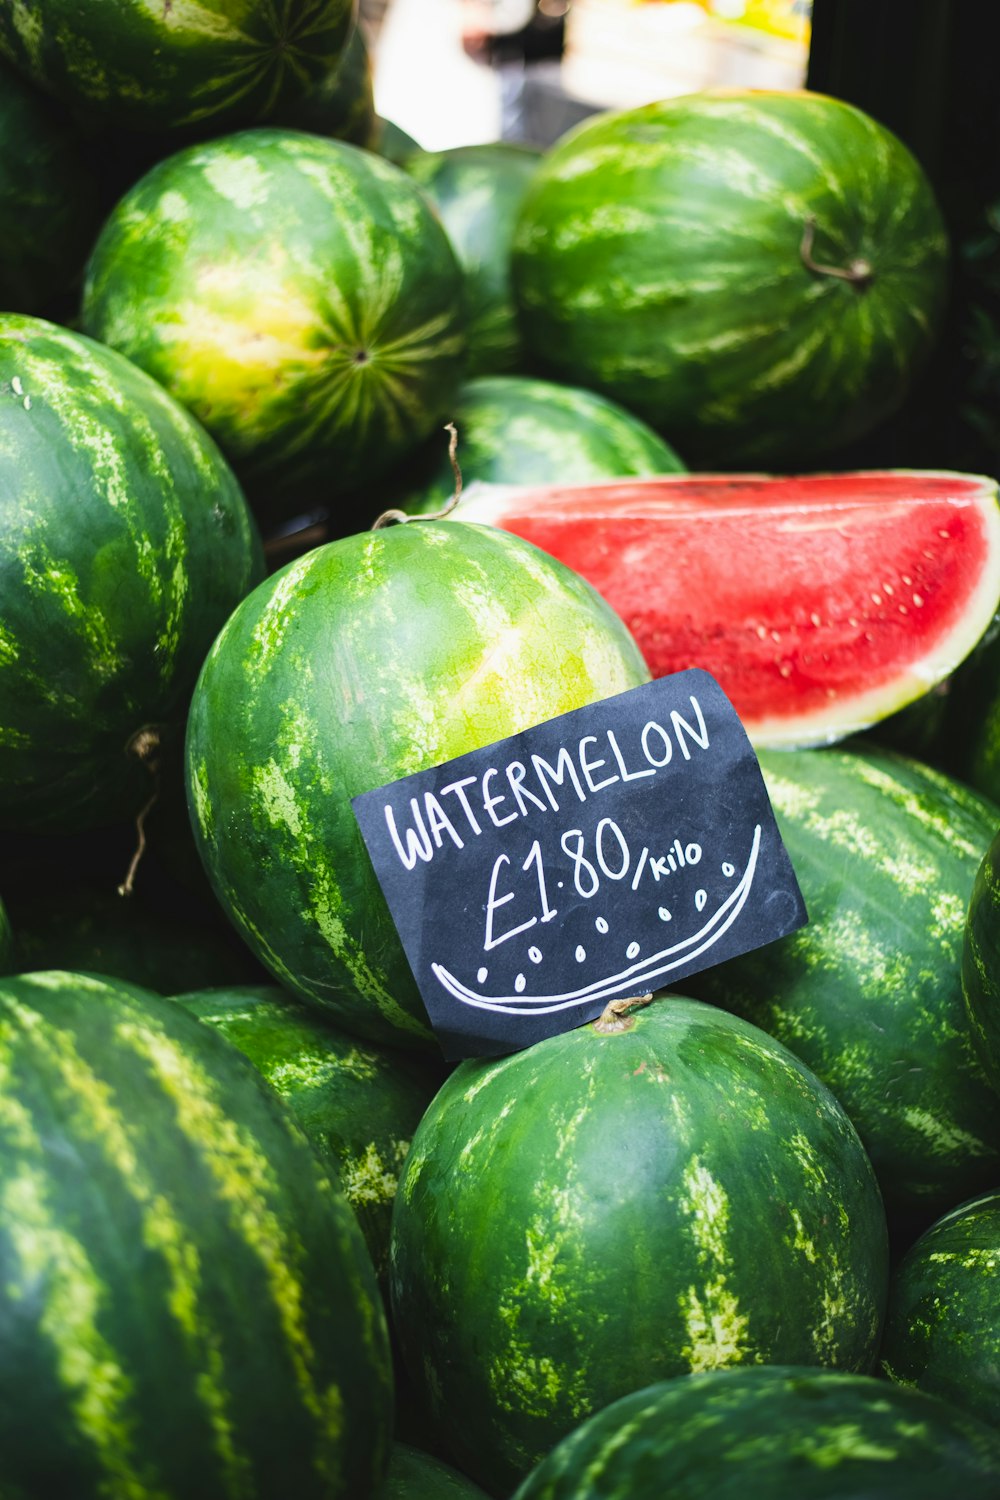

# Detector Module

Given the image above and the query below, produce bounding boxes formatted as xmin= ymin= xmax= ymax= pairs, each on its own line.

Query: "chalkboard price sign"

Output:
xmin=352 ymin=669 xmax=806 ymax=1058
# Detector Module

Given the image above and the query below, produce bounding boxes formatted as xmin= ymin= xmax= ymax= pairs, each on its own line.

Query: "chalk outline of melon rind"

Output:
xmin=431 ymin=823 xmax=762 ymax=1016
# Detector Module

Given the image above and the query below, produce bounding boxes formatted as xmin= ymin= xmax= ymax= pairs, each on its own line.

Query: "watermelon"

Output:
xmin=880 ymin=1188 xmax=1000 ymax=1429
xmin=280 ymin=23 xmax=377 ymax=148
xmin=404 ymin=144 xmax=543 ymax=377
xmin=0 ymin=59 xmax=101 ymax=316
xmin=184 ymin=521 xmax=649 ymax=1050
xmin=510 ymin=1366 xmax=1000 ymax=1500
xmin=81 ymin=129 xmax=467 ymax=518
xmin=0 ymin=314 xmax=263 ymax=833
xmin=374 ymin=117 xmax=422 ymax=167
xmin=171 ymin=983 xmax=445 ymax=1285
xmin=385 ymin=1442 xmax=489 ymax=1499
xmin=389 ymin=996 xmax=889 ymax=1495
xmin=0 ymin=969 xmax=393 ymax=1497
xmin=0 ymin=0 xmax=354 ymax=135
xmin=511 ymin=89 xmax=949 ymax=466
xmin=398 ymin=376 xmax=685 ymax=517
xmin=448 ymin=470 xmax=1000 ymax=748
xmin=962 ymin=824 xmax=1000 ymax=1090
xmin=687 ymin=744 xmax=1000 ymax=1217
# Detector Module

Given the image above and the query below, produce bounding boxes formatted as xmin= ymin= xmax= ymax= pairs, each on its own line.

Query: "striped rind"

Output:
xmin=389 ymin=997 xmax=888 ymax=1494
xmin=280 ymin=24 xmax=377 ymax=148
xmin=172 ymin=983 xmax=444 ymax=1283
xmin=184 ymin=521 xmax=649 ymax=1048
xmin=404 ymin=144 xmax=542 ymax=377
xmin=0 ymin=313 xmax=263 ymax=831
xmin=689 ymin=744 xmax=1000 ymax=1212
xmin=0 ymin=0 xmax=354 ymax=133
xmin=962 ymin=827 xmax=1000 ymax=1090
xmin=509 ymin=1366 xmax=1000 ymax=1500
xmin=385 ymin=1441 xmax=490 ymax=1499
xmin=0 ymin=969 xmax=392 ymax=1499
xmin=511 ymin=89 xmax=950 ymax=465
xmin=0 ymin=57 xmax=101 ymax=313
xmin=81 ymin=129 xmax=468 ymax=509
xmin=453 ymin=468 xmax=1000 ymax=747
xmin=880 ymin=1188 xmax=1000 ymax=1427
xmin=401 ymin=375 xmax=685 ymax=516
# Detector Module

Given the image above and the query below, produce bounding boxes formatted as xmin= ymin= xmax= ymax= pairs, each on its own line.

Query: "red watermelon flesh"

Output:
xmin=455 ymin=470 xmax=1000 ymax=747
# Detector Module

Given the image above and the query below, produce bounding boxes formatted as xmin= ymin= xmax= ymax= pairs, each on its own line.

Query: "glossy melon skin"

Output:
xmin=0 ymin=969 xmax=393 ymax=1499
xmin=400 ymin=376 xmax=685 ymax=516
xmin=172 ymin=984 xmax=445 ymax=1285
xmin=881 ymin=1189 xmax=1000 ymax=1429
xmin=184 ymin=522 xmax=649 ymax=1050
xmin=81 ymin=129 xmax=467 ymax=516
xmin=510 ymin=1366 xmax=1000 ymax=1500
xmin=689 ymin=745 xmax=1000 ymax=1216
xmin=0 ymin=0 xmax=354 ymax=134
xmin=385 ymin=1442 xmax=490 ymax=1500
xmin=389 ymin=998 xmax=889 ymax=1496
xmin=404 ymin=144 xmax=543 ymax=377
xmin=512 ymin=89 xmax=949 ymax=466
xmin=0 ymin=314 xmax=263 ymax=832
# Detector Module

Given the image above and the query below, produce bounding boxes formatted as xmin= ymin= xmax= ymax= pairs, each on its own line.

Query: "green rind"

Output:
xmin=0 ymin=313 xmax=263 ymax=832
xmin=0 ymin=58 xmax=101 ymax=314
xmin=385 ymin=1442 xmax=490 ymax=1500
xmin=171 ymin=983 xmax=444 ymax=1283
xmin=400 ymin=375 xmax=685 ymax=516
xmin=881 ymin=1189 xmax=1000 ymax=1428
xmin=688 ymin=744 xmax=1000 ymax=1214
xmin=0 ymin=969 xmax=393 ymax=1498
xmin=184 ymin=521 xmax=649 ymax=1049
xmin=510 ymin=1366 xmax=1000 ymax=1500
xmin=0 ymin=894 xmax=10 ymax=973
xmin=962 ymin=826 xmax=1000 ymax=1090
xmin=82 ymin=128 xmax=468 ymax=514
xmin=389 ymin=997 xmax=888 ymax=1495
xmin=280 ymin=24 xmax=378 ymax=148
xmin=0 ymin=0 xmax=354 ymax=133
xmin=404 ymin=144 xmax=542 ymax=377
xmin=511 ymin=89 xmax=949 ymax=465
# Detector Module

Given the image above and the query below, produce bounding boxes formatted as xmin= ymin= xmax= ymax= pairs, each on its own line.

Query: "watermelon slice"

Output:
xmin=452 ymin=470 xmax=1000 ymax=748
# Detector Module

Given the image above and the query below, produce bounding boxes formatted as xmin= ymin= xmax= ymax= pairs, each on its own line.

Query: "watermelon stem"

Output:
xmin=371 ymin=424 xmax=464 ymax=529
xmin=800 ymin=216 xmax=874 ymax=287
xmin=117 ymin=727 xmax=161 ymax=898
xmin=593 ymin=993 xmax=654 ymax=1034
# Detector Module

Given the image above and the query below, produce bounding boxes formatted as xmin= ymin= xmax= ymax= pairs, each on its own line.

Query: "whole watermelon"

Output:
xmin=0 ymin=314 xmax=262 ymax=833
xmin=688 ymin=745 xmax=1000 ymax=1217
xmin=0 ymin=59 xmax=101 ymax=315
xmin=82 ymin=129 xmax=467 ymax=518
xmin=184 ymin=520 xmax=649 ymax=1050
xmin=511 ymin=1366 xmax=1000 ymax=1500
xmin=512 ymin=89 xmax=949 ymax=466
xmin=881 ymin=1188 xmax=1000 ymax=1429
xmin=385 ymin=1442 xmax=489 ymax=1499
xmin=0 ymin=0 xmax=354 ymax=134
xmin=399 ymin=375 xmax=685 ymax=515
xmin=404 ymin=144 xmax=543 ymax=377
xmin=389 ymin=997 xmax=889 ymax=1496
xmin=172 ymin=983 xmax=445 ymax=1286
xmin=0 ymin=969 xmax=393 ymax=1498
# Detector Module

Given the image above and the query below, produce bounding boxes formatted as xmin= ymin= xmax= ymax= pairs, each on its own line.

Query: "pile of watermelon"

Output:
xmin=3 ymin=4 xmax=1000 ymax=1496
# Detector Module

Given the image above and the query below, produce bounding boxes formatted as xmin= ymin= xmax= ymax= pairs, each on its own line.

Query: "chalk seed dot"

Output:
xmin=477 ymin=966 xmax=488 ymax=983
xmin=722 ymin=861 xmax=735 ymax=877
xmin=658 ymin=907 xmax=672 ymax=921
xmin=626 ymin=941 xmax=640 ymax=959
xmin=595 ymin=917 xmax=609 ymax=934
xmin=528 ymin=946 xmax=542 ymax=964
xmin=515 ymin=973 xmax=526 ymax=993
xmin=695 ymin=889 xmax=708 ymax=912
xmin=22 ymin=395 xmax=31 ymax=410
xmin=11 ymin=376 xmax=22 ymax=396
xmin=575 ymin=945 xmax=586 ymax=962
